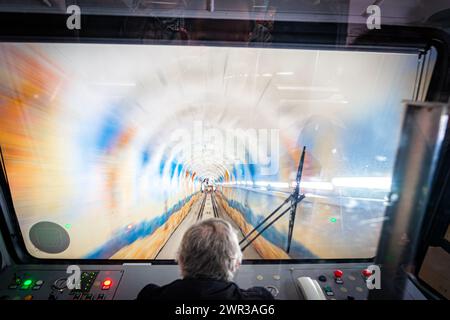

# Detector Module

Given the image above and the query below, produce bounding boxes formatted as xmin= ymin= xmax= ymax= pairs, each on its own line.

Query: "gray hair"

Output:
xmin=177 ymin=218 xmax=243 ymax=281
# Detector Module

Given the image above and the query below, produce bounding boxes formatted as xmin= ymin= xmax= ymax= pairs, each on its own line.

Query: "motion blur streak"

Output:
xmin=0 ymin=43 xmax=423 ymax=259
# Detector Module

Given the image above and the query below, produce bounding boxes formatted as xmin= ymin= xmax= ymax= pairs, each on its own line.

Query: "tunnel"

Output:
xmin=0 ymin=43 xmax=423 ymax=261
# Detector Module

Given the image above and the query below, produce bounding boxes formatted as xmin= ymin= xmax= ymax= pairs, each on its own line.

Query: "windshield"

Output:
xmin=0 ymin=42 xmax=434 ymax=260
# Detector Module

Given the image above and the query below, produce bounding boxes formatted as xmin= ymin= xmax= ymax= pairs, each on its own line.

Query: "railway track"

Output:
xmin=196 ymin=192 xmax=207 ymax=221
xmin=211 ymin=192 xmax=220 ymax=218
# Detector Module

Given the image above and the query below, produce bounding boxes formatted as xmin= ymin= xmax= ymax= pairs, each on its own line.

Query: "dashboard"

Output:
xmin=0 ymin=263 xmax=373 ymax=300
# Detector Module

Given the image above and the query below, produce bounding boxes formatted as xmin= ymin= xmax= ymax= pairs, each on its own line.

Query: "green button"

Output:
xmin=23 ymin=279 xmax=33 ymax=286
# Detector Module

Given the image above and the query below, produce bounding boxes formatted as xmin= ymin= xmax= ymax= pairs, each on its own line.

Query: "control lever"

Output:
xmin=297 ymin=277 xmax=326 ymax=300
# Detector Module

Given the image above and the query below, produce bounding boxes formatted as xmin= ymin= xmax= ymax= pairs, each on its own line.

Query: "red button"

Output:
xmin=334 ymin=270 xmax=343 ymax=278
xmin=362 ymin=269 xmax=372 ymax=277
xmin=102 ymin=279 xmax=112 ymax=290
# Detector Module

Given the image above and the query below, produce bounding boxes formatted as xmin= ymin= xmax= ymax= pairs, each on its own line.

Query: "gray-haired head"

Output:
xmin=177 ymin=218 xmax=243 ymax=281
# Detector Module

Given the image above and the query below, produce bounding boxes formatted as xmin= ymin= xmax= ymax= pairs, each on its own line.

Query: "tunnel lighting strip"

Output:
xmin=276 ymin=86 xmax=339 ymax=92
xmin=221 ymin=177 xmax=391 ymax=191
xmin=331 ymin=177 xmax=392 ymax=189
xmin=89 ymin=81 xmax=136 ymax=87
xmin=296 ymin=181 xmax=334 ymax=190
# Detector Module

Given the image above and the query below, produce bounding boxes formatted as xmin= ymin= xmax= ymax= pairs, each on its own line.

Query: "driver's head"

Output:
xmin=177 ymin=218 xmax=243 ymax=281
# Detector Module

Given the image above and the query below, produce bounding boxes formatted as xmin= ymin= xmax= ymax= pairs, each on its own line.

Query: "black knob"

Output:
xmin=318 ymin=275 xmax=327 ymax=282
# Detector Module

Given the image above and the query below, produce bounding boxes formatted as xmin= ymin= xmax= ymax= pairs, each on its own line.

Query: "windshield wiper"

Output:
xmin=240 ymin=146 xmax=306 ymax=254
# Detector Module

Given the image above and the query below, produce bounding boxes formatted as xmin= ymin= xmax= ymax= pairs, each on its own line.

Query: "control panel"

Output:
xmin=0 ymin=263 xmax=371 ymax=300
xmin=231 ymin=263 xmax=370 ymax=300
xmin=0 ymin=268 xmax=123 ymax=300
xmin=292 ymin=268 xmax=371 ymax=300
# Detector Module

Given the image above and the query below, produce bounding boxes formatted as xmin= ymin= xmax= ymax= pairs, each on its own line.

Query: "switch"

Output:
xmin=35 ymin=280 xmax=44 ymax=286
xmin=102 ymin=279 xmax=112 ymax=290
xmin=103 ymin=279 xmax=112 ymax=286
xmin=323 ymin=286 xmax=334 ymax=296
xmin=362 ymin=269 xmax=373 ymax=278
xmin=12 ymin=275 xmax=21 ymax=286
xmin=334 ymin=270 xmax=344 ymax=284
xmin=333 ymin=270 xmax=343 ymax=278
xmin=20 ymin=279 xmax=33 ymax=290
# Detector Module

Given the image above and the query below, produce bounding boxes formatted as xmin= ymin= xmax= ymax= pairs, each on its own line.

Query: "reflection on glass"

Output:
xmin=0 ymin=43 xmax=432 ymax=259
